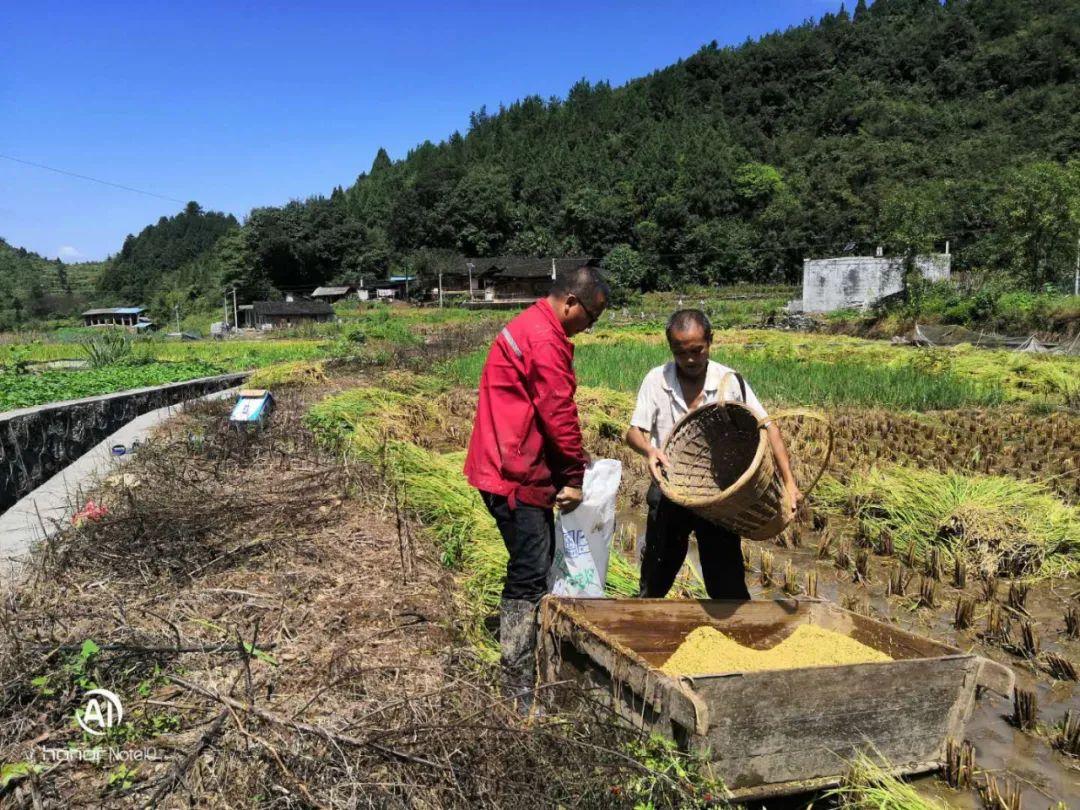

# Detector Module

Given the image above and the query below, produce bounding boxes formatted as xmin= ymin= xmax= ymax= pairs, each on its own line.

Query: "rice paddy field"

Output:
xmin=2 ymin=303 xmax=1079 ymax=806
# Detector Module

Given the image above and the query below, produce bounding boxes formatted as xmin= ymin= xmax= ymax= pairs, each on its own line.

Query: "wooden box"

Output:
xmin=538 ymin=597 xmax=1012 ymax=801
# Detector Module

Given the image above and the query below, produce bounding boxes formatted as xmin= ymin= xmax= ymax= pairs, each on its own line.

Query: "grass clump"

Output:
xmin=816 ymin=465 xmax=1080 ymax=579
xmin=826 ymin=752 xmax=945 ymax=809
xmin=80 ymin=328 xmax=133 ymax=368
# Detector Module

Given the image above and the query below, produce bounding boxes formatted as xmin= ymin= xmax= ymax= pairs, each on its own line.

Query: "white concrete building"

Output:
xmin=801 ymin=253 xmax=951 ymax=313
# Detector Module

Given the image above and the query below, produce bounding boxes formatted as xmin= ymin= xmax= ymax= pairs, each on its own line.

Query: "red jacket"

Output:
xmin=464 ymin=299 xmax=587 ymax=509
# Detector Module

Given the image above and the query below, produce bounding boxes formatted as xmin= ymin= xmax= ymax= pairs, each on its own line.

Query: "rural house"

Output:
xmin=309 ymin=285 xmax=357 ymax=303
xmin=373 ymin=276 xmax=416 ymax=300
xmin=245 ymin=300 xmax=334 ymax=329
xmin=471 ymin=257 xmax=586 ymax=304
xmin=82 ymin=307 xmax=153 ymax=329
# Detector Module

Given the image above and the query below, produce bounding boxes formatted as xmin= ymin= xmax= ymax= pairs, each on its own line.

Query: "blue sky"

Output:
xmin=1 ymin=1 xmax=840 ymax=262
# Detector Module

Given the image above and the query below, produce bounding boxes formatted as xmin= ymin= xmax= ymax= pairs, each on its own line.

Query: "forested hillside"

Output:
xmin=0 ymin=240 xmax=103 ymax=330
xmin=95 ymin=201 xmax=239 ymax=300
xmin=240 ymin=0 xmax=1079 ymax=294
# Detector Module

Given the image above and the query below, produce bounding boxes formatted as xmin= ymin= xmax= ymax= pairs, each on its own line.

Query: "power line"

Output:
xmin=0 ymin=153 xmax=188 ymax=204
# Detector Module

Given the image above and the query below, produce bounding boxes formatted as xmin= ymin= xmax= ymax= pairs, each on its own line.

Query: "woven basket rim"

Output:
xmin=658 ymin=400 xmax=768 ymax=508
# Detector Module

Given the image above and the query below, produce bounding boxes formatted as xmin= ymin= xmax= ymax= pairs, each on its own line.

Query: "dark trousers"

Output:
xmin=639 ymin=482 xmax=751 ymax=600
xmin=481 ymin=491 xmax=555 ymax=603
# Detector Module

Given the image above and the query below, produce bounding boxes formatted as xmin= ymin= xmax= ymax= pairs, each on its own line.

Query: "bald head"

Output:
xmin=547 ymin=265 xmax=610 ymax=336
xmin=551 ymin=266 xmax=610 ymax=312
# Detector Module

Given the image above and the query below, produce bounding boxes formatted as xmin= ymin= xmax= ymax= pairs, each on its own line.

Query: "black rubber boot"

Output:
xmin=499 ymin=597 xmax=539 ymax=714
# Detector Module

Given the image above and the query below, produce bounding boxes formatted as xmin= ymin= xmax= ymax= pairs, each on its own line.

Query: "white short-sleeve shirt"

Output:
xmin=630 ymin=360 xmax=768 ymax=449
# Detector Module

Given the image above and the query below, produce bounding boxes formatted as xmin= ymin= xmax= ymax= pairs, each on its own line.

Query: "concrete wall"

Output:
xmin=0 ymin=372 xmax=246 ymax=513
xmin=802 ymin=254 xmax=951 ymax=312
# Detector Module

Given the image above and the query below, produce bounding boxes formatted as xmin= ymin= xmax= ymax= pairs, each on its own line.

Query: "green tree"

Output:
xmin=881 ymin=181 xmax=949 ymax=259
xmin=735 ymin=163 xmax=785 ymax=207
xmin=994 ymin=162 xmax=1079 ymax=289
xmin=601 ymin=244 xmax=649 ymax=302
xmin=442 ymin=166 xmax=515 ymax=256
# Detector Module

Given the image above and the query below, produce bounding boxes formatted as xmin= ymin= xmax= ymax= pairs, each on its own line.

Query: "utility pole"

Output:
xmin=467 ymin=261 xmax=475 ymax=301
xmin=1074 ymin=233 xmax=1079 ymax=297
xmin=174 ymin=304 xmax=181 ymax=334
xmin=232 ymin=285 xmax=239 ymax=330
xmin=438 ymin=268 xmax=444 ymax=308
xmin=223 ymin=293 xmax=229 ymax=329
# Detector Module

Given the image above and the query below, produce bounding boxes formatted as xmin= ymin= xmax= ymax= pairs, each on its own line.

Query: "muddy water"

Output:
xmin=611 ymin=502 xmax=1079 ymax=807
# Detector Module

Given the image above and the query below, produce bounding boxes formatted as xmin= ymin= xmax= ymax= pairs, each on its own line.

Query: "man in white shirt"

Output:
xmin=625 ymin=309 xmax=801 ymax=599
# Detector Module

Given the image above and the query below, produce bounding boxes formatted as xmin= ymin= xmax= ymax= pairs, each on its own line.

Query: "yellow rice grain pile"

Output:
xmin=661 ymin=624 xmax=892 ymax=676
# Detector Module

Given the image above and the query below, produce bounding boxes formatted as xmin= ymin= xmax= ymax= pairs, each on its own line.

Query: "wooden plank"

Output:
xmin=690 ymin=656 xmax=978 ymax=789
xmin=812 ymin=602 xmax=959 ymax=660
xmin=561 ymin=598 xmax=809 ymax=657
xmin=539 ymin=599 xmax=710 ymax=735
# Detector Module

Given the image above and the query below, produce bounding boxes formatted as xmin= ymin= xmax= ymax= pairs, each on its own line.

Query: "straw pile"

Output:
xmin=660 ymin=624 xmax=891 ymax=676
xmin=246 ymin=359 xmax=328 ymax=388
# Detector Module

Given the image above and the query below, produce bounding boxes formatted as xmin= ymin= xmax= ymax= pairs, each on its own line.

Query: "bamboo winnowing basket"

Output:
xmin=658 ymin=401 xmax=790 ymax=541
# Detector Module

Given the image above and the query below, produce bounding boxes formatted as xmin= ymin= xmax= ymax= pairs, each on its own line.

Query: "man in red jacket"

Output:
xmin=465 ymin=265 xmax=609 ymax=707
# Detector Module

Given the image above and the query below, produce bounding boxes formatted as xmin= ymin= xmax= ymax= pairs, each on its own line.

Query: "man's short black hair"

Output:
xmin=666 ymin=309 xmax=713 ymax=342
xmin=550 ymin=265 xmax=611 ymax=310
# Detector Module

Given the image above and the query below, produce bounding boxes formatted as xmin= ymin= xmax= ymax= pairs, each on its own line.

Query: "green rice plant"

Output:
xmin=439 ymin=338 xmax=1004 ymax=411
xmin=0 ymin=341 xmax=82 ymax=364
xmin=151 ymin=339 xmax=329 ymax=369
xmin=826 ymin=752 xmax=946 ymax=809
xmin=815 ymin=465 xmax=1080 ymax=579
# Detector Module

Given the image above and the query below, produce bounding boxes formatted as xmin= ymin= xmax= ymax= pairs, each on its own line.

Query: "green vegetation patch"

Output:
xmin=0 ymin=361 xmax=221 ymax=411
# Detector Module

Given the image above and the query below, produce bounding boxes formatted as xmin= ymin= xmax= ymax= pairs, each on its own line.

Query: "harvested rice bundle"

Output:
xmin=577 ymin=385 xmax=637 ymax=444
xmin=306 ymin=386 xmax=423 ymax=447
xmin=816 ymin=465 xmax=1079 ymax=579
xmin=246 ymin=359 xmax=328 ymax=389
xmin=936 ymin=504 xmax=1044 ymax=578
xmin=660 ymin=624 xmax=891 ymax=677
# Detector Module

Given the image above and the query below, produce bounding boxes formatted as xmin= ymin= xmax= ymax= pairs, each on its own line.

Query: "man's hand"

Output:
xmin=646 ymin=448 xmax=671 ymax=484
xmin=555 ymin=486 xmax=583 ymax=513
xmin=785 ymin=480 xmax=803 ymax=521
